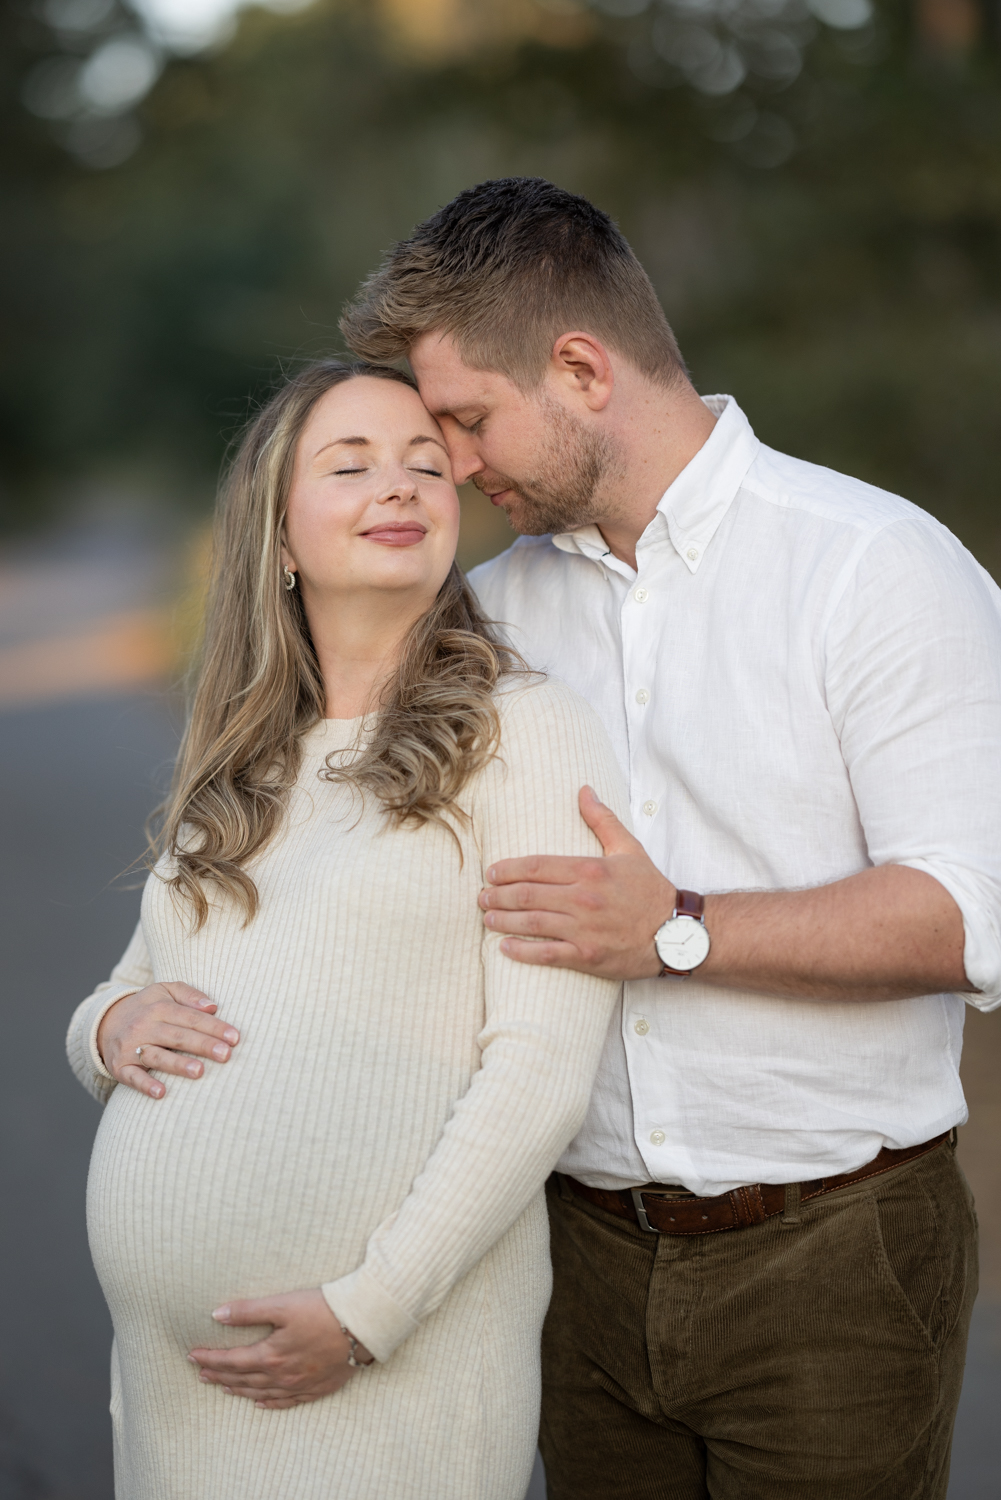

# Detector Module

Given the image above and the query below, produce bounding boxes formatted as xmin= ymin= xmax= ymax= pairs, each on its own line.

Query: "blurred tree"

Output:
xmin=2 ymin=0 xmax=999 ymax=572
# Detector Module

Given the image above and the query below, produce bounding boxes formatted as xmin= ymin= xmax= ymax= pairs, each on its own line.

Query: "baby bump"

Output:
xmin=86 ymin=1061 xmax=432 ymax=1356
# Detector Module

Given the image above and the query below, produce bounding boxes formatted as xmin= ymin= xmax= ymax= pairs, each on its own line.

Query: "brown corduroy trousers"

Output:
xmin=539 ymin=1139 xmax=977 ymax=1499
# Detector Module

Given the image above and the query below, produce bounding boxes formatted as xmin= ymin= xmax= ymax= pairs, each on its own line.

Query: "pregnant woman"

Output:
xmin=66 ymin=360 xmax=627 ymax=1500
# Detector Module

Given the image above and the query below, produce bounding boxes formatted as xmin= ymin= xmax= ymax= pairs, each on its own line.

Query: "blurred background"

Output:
xmin=1 ymin=0 xmax=999 ymax=1494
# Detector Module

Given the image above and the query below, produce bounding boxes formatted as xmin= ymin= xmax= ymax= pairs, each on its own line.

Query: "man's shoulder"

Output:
xmin=747 ymin=442 xmax=1000 ymax=618
xmin=744 ymin=444 xmax=935 ymax=539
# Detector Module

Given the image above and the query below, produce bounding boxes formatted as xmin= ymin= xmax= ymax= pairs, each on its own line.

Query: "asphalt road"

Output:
xmin=0 ymin=689 xmax=996 ymax=1499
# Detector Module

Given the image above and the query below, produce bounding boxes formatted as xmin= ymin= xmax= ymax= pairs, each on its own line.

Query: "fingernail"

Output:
xmin=487 ymin=867 xmax=496 ymax=882
xmin=485 ymin=912 xmax=495 ymax=927
xmin=186 ymin=1061 xmax=201 ymax=1077
xmin=150 ymin=1083 xmax=164 ymax=1098
xmin=199 ymin=1373 xmax=210 ymax=1383
xmin=500 ymin=939 xmax=511 ymax=954
xmin=187 ymin=1355 xmax=199 ymax=1365
xmin=212 ymin=1305 xmax=230 ymax=1321
xmin=212 ymin=1044 xmax=229 ymax=1060
xmin=223 ymin=1028 xmax=239 ymax=1045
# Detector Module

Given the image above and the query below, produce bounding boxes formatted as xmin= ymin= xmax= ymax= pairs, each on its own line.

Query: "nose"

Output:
xmin=442 ymin=425 xmax=483 ymax=487
xmin=377 ymin=466 xmax=419 ymax=504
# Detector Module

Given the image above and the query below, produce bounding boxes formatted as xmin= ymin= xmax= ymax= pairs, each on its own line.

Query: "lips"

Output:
xmin=361 ymin=523 xmax=428 ymax=546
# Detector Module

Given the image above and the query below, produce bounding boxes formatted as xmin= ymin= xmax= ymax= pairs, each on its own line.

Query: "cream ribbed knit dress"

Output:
xmin=66 ymin=679 xmax=626 ymax=1500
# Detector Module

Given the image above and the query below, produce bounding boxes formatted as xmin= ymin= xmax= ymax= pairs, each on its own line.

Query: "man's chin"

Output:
xmin=476 ymin=485 xmax=573 ymax=537
xmin=500 ymin=497 xmax=561 ymax=538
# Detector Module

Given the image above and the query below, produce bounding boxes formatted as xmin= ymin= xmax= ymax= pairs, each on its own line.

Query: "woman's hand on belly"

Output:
xmin=97 ymin=982 xmax=240 ymax=1098
xmin=188 ymin=1289 xmax=374 ymax=1409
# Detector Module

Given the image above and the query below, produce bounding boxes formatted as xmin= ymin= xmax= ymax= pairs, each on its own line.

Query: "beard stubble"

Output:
xmin=474 ymin=397 xmax=622 ymax=538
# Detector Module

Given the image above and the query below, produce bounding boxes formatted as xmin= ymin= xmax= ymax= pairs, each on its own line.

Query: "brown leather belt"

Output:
xmin=564 ymin=1131 xmax=950 ymax=1236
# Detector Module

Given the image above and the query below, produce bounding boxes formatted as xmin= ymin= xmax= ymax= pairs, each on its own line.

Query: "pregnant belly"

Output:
xmin=87 ymin=1050 xmax=458 ymax=1356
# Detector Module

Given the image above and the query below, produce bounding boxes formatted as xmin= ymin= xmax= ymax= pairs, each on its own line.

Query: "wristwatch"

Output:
xmin=654 ymin=890 xmax=710 ymax=978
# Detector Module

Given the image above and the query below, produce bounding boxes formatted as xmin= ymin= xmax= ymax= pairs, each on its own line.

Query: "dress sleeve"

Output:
xmin=65 ymin=918 xmax=154 ymax=1103
xmin=824 ymin=516 xmax=1001 ymax=1009
xmin=321 ymin=678 xmax=629 ymax=1362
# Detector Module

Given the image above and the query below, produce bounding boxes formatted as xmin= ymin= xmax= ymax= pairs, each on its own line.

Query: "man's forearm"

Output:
xmin=700 ymin=864 xmax=971 ymax=1001
xmin=480 ymin=793 xmax=975 ymax=994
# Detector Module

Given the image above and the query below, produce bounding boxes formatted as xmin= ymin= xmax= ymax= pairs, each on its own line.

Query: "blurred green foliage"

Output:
xmin=2 ymin=0 xmax=1000 ymax=573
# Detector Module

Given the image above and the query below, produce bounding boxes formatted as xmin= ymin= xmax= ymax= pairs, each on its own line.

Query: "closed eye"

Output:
xmin=334 ymin=466 xmax=367 ymax=475
xmin=411 ymin=465 xmax=443 ymax=477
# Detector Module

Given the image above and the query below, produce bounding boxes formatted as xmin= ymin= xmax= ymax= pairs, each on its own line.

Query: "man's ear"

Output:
xmin=550 ymin=332 xmax=614 ymax=412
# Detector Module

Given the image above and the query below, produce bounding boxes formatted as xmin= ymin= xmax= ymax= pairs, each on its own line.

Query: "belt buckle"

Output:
xmin=630 ymin=1188 xmax=659 ymax=1233
xmin=630 ymin=1184 xmax=697 ymax=1233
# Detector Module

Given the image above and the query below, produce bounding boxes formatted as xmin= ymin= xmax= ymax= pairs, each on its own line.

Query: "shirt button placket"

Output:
xmin=627 ymin=578 xmax=657 ymax=843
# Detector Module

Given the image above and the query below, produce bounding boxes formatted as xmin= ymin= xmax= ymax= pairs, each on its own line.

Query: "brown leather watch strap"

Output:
xmin=673 ymin=889 xmax=704 ymax=919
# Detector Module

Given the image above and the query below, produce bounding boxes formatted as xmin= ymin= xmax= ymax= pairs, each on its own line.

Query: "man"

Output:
xmin=341 ymin=177 xmax=1001 ymax=1498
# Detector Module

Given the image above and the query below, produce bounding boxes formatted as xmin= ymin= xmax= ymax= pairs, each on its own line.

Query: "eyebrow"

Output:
xmin=427 ymin=402 xmax=479 ymax=421
xmin=313 ymin=433 xmax=448 ymax=458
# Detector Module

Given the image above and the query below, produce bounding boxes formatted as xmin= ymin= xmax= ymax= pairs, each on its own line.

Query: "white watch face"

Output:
xmin=655 ymin=915 xmax=711 ymax=971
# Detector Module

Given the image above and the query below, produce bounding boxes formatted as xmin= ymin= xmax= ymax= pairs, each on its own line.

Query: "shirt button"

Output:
xmin=687 ymin=547 xmax=699 ymax=561
xmin=650 ymin=1129 xmax=666 ymax=1146
xmin=642 ymin=800 xmax=657 ymax=817
xmin=634 ymin=587 xmax=649 ymax=603
xmin=635 ymin=688 xmax=650 ymax=705
xmin=633 ymin=1018 xmax=650 ymax=1035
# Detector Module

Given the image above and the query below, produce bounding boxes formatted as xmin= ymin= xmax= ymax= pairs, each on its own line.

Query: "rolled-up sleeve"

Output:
xmin=825 ymin=516 xmax=1001 ymax=1009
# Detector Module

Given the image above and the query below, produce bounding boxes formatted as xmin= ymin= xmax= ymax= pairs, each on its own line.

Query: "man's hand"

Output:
xmin=189 ymin=1289 xmax=372 ymax=1409
xmin=97 ymin=983 xmax=240 ymax=1099
xmin=479 ymin=786 xmax=673 ymax=980
xmin=480 ymin=787 xmax=971 ymax=1001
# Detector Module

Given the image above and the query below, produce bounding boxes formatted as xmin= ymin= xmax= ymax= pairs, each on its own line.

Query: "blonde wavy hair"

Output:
xmin=152 ymin=359 xmax=523 ymax=929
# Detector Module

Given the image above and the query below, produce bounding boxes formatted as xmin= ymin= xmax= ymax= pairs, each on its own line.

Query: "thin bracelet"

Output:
xmin=339 ymin=1322 xmax=375 ymax=1368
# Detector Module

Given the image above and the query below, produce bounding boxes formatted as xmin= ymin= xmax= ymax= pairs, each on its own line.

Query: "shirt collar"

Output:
xmin=552 ymin=395 xmax=760 ymax=576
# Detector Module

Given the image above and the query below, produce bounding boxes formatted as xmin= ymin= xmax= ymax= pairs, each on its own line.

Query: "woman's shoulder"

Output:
xmin=476 ymin=672 xmax=628 ymax=825
xmin=492 ymin=672 xmax=611 ymax=754
xmin=493 ymin=671 xmax=591 ymax=714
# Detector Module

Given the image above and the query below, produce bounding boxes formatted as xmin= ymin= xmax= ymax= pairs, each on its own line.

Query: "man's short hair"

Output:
xmin=340 ymin=177 xmax=687 ymax=390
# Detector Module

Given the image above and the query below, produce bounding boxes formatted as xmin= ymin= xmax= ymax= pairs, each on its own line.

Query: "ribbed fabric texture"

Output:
xmin=66 ymin=679 xmax=627 ymax=1500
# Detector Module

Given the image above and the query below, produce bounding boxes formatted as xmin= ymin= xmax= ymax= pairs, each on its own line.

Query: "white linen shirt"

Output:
xmin=469 ymin=395 xmax=1001 ymax=1197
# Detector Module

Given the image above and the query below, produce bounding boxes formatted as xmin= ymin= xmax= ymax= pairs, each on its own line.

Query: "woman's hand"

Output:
xmin=188 ymin=1289 xmax=373 ymax=1409
xmin=96 ymin=983 xmax=240 ymax=1099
